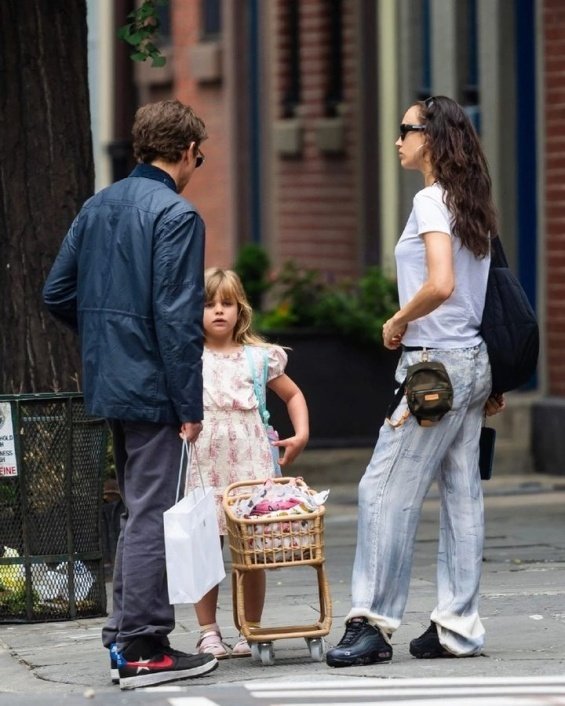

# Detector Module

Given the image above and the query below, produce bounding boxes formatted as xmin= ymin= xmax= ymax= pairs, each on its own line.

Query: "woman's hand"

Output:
xmin=273 ymin=434 xmax=308 ymax=467
xmin=383 ymin=232 xmax=454 ymax=349
xmin=383 ymin=315 xmax=407 ymax=350
xmin=485 ymin=393 xmax=505 ymax=416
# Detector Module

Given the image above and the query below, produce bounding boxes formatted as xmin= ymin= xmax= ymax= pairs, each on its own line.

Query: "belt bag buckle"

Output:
xmin=405 ymin=360 xmax=453 ymax=427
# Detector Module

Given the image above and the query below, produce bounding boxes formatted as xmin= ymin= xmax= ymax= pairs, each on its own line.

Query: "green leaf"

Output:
xmin=130 ymin=51 xmax=148 ymax=62
xmin=151 ymin=54 xmax=167 ymax=68
xmin=117 ymin=25 xmax=132 ymax=40
xmin=124 ymin=31 xmax=144 ymax=45
xmin=139 ymin=5 xmax=155 ymax=21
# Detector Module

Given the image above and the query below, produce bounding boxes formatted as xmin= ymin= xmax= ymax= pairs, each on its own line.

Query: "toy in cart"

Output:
xmin=223 ymin=477 xmax=332 ymax=665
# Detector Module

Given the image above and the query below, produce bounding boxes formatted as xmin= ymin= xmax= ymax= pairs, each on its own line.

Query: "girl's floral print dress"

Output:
xmin=187 ymin=344 xmax=287 ymax=534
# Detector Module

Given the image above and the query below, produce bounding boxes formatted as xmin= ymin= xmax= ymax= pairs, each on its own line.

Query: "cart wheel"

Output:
xmin=306 ymin=637 xmax=325 ymax=662
xmin=250 ymin=642 xmax=261 ymax=661
xmin=258 ymin=642 xmax=275 ymax=666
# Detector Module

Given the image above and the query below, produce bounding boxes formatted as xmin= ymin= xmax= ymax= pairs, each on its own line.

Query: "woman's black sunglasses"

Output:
xmin=195 ymin=151 xmax=205 ymax=168
xmin=399 ymin=124 xmax=426 ymax=141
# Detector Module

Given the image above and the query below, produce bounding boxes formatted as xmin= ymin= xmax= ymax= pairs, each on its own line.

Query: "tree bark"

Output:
xmin=0 ymin=0 xmax=93 ymax=393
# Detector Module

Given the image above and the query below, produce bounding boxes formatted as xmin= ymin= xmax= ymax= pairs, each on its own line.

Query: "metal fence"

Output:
xmin=0 ymin=394 xmax=107 ymax=622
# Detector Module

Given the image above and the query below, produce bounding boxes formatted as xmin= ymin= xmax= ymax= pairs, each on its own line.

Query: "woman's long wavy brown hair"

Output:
xmin=418 ymin=96 xmax=497 ymax=258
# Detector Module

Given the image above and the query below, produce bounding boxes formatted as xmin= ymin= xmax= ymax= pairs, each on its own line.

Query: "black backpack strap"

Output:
xmin=385 ymin=378 xmax=408 ymax=426
xmin=490 ymin=235 xmax=508 ymax=268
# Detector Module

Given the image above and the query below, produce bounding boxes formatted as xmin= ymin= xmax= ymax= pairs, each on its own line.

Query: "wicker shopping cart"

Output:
xmin=223 ymin=477 xmax=332 ymax=665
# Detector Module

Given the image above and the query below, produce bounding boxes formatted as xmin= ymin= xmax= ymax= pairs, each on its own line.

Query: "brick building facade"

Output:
xmin=543 ymin=0 xmax=565 ymax=398
xmin=92 ymin=0 xmax=564 ymax=470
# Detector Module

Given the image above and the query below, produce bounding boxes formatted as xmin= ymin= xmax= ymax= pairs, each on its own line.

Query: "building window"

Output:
xmin=155 ymin=2 xmax=172 ymax=46
xmin=461 ymin=0 xmax=480 ymax=131
xmin=281 ymin=0 xmax=301 ymax=118
xmin=202 ymin=0 xmax=222 ymax=39
xmin=325 ymin=0 xmax=343 ymax=117
xmin=418 ymin=0 xmax=432 ymax=100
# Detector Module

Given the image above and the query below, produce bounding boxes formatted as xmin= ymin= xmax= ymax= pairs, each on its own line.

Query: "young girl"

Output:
xmin=188 ymin=267 xmax=309 ymax=659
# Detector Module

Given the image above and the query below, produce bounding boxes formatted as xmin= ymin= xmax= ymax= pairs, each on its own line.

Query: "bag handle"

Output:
xmin=490 ymin=235 xmax=509 ymax=268
xmin=176 ymin=439 xmax=206 ymax=504
xmin=244 ymin=345 xmax=270 ymax=427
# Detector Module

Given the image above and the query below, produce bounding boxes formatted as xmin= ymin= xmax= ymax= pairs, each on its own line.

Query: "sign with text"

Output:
xmin=0 ymin=402 xmax=18 ymax=477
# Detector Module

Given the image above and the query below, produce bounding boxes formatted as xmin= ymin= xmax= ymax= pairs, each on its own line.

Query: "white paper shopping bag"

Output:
xmin=163 ymin=443 xmax=225 ymax=604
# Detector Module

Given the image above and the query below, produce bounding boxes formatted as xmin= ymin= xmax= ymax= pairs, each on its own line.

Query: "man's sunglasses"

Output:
xmin=195 ymin=151 xmax=205 ymax=168
xmin=399 ymin=124 xmax=426 ymax=141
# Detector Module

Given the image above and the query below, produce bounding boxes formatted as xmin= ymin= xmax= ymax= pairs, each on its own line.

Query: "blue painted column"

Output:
xmin=515 ymin=0 xmax=537 ymax=311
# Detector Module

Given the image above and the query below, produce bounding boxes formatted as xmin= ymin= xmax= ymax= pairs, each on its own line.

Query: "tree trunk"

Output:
xmin=0 ymin=0 xmax=93 ymax=393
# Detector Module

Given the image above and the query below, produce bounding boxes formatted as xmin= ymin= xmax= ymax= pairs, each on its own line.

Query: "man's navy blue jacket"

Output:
xmin=43 ymin=164 xmax=205 ymax=425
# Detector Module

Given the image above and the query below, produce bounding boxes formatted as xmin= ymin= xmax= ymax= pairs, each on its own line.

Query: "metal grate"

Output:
xmin=0 ymin=394 xmax=107 ymax=622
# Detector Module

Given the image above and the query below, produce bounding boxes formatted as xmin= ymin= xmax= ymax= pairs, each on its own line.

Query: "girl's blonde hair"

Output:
xmin=204 ymin=267 xmax=267 ymax=346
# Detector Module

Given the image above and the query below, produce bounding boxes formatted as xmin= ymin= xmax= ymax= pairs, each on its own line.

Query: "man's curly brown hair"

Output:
xmin=132 ymin=99 xmax=207 ymax=164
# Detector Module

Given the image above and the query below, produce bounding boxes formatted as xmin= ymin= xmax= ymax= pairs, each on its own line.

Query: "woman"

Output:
xmin=326 ymin=96 xmax=504 ymax=667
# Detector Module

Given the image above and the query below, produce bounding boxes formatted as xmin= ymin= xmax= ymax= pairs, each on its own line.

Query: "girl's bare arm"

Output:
xmin=267 ymin=374 xmax=309 ymax=466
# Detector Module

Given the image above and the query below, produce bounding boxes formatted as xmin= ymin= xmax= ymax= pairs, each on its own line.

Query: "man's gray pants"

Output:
xmin=102 ymin=420 xmax=182 ymax=650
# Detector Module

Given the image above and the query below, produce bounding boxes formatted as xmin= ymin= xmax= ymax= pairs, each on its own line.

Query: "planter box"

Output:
xmin=264 ymin=331 xmax=400 ymax=448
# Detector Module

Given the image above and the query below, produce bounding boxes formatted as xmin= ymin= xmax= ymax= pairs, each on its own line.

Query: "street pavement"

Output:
xmin=1 ymin=451 xmax=565 ymax=705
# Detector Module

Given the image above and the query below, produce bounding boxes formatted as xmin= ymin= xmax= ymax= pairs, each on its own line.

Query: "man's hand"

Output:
xmin=485 ymin=394 xmax=505 ymax=417
xmin=179 ymin=422 xmax=203 ymax=442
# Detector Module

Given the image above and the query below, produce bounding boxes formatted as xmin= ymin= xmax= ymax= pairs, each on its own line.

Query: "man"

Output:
xmin=43 ymin=100 xmax=217 ymax=689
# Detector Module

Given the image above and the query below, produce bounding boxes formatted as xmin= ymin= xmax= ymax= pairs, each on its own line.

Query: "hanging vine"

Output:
xmin=118 ymin=0 xmax=168 ymax=67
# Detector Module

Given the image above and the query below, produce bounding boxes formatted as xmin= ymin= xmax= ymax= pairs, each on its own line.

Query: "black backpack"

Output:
xmin=480 ymin=236 xmax=539 ymax=394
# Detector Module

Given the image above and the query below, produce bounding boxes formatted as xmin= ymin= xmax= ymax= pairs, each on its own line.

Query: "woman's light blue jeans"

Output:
xmin=346 ymin=344 xmax=491 ymax=656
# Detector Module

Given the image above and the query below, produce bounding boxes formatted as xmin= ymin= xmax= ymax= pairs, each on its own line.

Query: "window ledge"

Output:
xmin=315 ymin=116 xmax=345 ymax=154
xmin=273 ymin=118 xmax=303 ymax=157
xmin=135 ymin=46 xmax=174 ymax=87
xmin=189 ymin=40 xmax=223 ymax=84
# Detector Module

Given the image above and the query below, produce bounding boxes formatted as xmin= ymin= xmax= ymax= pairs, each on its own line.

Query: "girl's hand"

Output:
xmin=267 ymin=374 xmax=309 ymax=465
xmin=273 ymin=435 xmax=308 ymax=467
xmin=485 ymin=394 xmax=505 ymax=416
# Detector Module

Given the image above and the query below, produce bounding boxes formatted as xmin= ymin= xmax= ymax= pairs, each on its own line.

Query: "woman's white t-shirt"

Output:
xmin=395 ymin=183 xmax=490 ymax=349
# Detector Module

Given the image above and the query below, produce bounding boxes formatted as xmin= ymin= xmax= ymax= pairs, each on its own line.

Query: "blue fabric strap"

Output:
xmin=244 ymin=346 xmax=270 ymax=426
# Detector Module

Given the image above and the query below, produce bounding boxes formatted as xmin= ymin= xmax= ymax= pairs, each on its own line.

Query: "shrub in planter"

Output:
xmin=255 ymin=261 xmax=399 ymax=349
xmin=232 ymin=250 xmax=401 ymax=447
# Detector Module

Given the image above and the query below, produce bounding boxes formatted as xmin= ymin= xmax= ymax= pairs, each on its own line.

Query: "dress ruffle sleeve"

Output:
xmin=266 ymin=345 xmax=288 ymax=381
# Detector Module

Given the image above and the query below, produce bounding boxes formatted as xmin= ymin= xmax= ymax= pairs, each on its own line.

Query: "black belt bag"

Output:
xmin=387 ymin=354 xmax=454 ymax=428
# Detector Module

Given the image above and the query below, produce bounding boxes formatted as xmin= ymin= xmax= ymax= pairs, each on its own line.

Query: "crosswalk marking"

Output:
xmin=249 ymin=676 xmax=565 ymax=689
xmin=246 ymin=676 xmax=565 ymax=704
xmin=168 ymin=698 xmax=220 ymax=706
xmin=251 ymin=686 xmax=565 ymax=706
xmin=156 ymin=677 xmax=565 ymax=706
xmin=264 ymin=700 xmax=565 ymax=706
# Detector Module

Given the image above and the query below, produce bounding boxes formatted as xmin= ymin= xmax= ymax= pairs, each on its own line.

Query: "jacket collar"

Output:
xmin=129 ymin=163 xmax=178 ymax=193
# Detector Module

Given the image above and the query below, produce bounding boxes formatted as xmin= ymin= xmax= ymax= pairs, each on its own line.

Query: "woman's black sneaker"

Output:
xmin=118 ymin=637 xmax=218 ymax=689
xmin=409 ymin=622 xmax=454 ymax=659
xmin=326 ymin=617 xmax=392 ymax=667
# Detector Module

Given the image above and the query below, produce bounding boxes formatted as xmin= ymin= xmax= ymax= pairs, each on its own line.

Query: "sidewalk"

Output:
xmin=1 ymin=465 xmax=565 ymax=698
